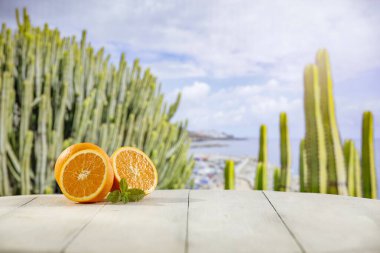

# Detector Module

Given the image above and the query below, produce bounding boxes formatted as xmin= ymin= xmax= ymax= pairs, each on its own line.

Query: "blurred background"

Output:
xmin=0 ymin=0 xmax=379 ymax=196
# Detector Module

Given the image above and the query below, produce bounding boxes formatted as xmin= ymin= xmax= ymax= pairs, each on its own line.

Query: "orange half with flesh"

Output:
xmin=111 ymin=147 xmax=158 ymax=194
xmin=54 ymin=143 xmax=114 ymax=203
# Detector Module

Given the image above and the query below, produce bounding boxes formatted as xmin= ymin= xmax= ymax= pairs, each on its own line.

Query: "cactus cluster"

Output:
xmin=224 ymin=49 xmax=377 ymax=197
xmin=223 ymin=49 xmax=376 ymax=197
xmin=301 ymin=49 xmax=377 ymax=198
xmin=0 ymin=9 xmax=194 ymax=196
xmin=224 ymin=125 xmax=268 ymax=191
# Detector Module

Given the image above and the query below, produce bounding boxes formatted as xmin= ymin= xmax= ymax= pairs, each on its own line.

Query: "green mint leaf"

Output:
xmin=121 ymin=192 xmax=129 ymax=204
xmin=107 ymin=190 xmax=121 ymax=203
xmin=119 ymin=178 xmax=128 ymax=193
xmin=127 ymin=189 xmax=145 ymax=202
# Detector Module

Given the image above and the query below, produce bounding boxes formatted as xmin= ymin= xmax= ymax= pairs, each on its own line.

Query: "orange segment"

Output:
xmin=111 ymin=147 xmax=158 ymax=194
xmin=55 ymin=143 xmax=114 ymax=203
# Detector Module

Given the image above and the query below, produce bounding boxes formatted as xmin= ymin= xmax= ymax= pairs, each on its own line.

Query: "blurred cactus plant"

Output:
xmin=279 ymin=112 xmax=291 ymax=191
xmin=273 ymin=167 xmax=280 ymax=191
xmin=255 ymin=125 xmax=268 ymax=190
xmin=224 ymin=160 xmax=235 ymax=190
xmin=316 ymin=49 xmax=347 ymax=195
xmin=255 ymin=162 xmax=267 ymax=190
xmin=258 ymin=125 xmax=268 ymax=166
xmin=353 ymin=145 xmax=362 ymax=197
xmin=303 ymin=64 xmax=327 ymax=193
xmin=300 ymin=49 xmax=377 ymax=198
xmin=361 ymin=111 xmax=377 ymax=199
xmin=343 ymin=140 xmax=362 ymax=197
xmin=0 ymin=9 xmax=194 ymax=195
xmin=299 ymin=139 xmax=308 ymax=193
xmin=343 ymin=140 xmax=356 ymax=197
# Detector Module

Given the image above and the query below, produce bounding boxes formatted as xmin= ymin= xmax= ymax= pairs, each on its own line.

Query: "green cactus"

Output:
xmin=21 ymin=131 xmax=33 ymax=195
xmin=224 ymin=160 xmax=235 ymax=190
xmin=0 ymin=9 xmax=194 ymax=195
xmin=343 ymin=140 xmax=356 ymax=197
xmin=353 ymin=145 xmax=362 ymax=198
xmin=279 ymin=112 xmax=291 ymax=191
xmin=273 ymin=167 xmax=281 ymax=191
xmin=299 ymin=139 xmax=308 ymax=193
xmin=0 ymin=72 xmax=12 ymax=195
xmin=303 ymin=64 xmax=327 ymax=193
xmin=254 ymin=162 xmax=267 ymax=190
xmin=258 ymin=125 xmax=267 ymax=165
xmin=255 ymin=125 xmax=268 ymax=190
xmin=361 ymin=111 xmax=377 ymax=199
xmin=168 ymin=93 xmax=181 ymax=121
xmin=316 ymin=49 xmax=347 ymax=195
xmin=343 ymin=139 xmax=363 ymax=197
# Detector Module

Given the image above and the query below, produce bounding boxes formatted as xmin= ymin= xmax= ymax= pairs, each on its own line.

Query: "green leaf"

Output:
xmin=121 ymin=192 xmax=129 ymax=203
xmin=119 ymin=178 xmax=128 ymax=193
xmin=107 ymin=186 xmax=145 ymax=204
xmin=107 ymin=190 xmax=121 ymax=203
xmin=127 ymin=189 xmax=145 ymax=202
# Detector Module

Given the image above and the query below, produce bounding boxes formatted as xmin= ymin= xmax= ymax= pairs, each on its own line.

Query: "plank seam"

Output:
xmin=0 ymin=196 xmax=37 ymax=219
xmin=185 ymin=190 xmax=190 ymax=253
xmin=262 ymin=191 xmax=306 ymax=253
xmin=60 ymin=202 xmax=107 ymax=253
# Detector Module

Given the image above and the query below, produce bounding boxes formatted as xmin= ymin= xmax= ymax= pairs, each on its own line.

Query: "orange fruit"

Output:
xmin=111 ymin=147 xmax=158 ymax=194
xmin=54 ymin=143 xmax=114 ymax=203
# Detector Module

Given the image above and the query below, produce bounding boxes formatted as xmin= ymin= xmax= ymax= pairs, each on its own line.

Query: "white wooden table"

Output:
xmin=0 ymin=190 xmax=380 ymax=253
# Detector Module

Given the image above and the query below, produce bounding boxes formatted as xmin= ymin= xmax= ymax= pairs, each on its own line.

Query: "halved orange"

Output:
xmin=111 ymin=147 xmax=158 ymax=194
xmin=54 ymin=143 xmax=114 ymax=203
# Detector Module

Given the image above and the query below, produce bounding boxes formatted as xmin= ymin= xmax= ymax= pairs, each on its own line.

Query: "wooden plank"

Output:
xmin=264 ymin=191 xmax=380 ymax=253
xmin=2 ymin=191 xmax=379 ymax=253
xmin=0 ymin=195 xmax=36 ymax=217
xmin=65 ymin=190 xmax=189 ymax=253
xmin=0 ymin=194 xmax=105 ymax=253
xmin=187 ymin=190 xmax=302 ymax=253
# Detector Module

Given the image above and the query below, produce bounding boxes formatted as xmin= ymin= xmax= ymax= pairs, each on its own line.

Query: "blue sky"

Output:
xmin=1 ymin=0 xmax=379 ymax=139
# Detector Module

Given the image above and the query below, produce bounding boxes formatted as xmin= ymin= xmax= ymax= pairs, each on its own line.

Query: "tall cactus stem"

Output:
xmin=316 ymin=49 xmax=347 ymax=195
xmin=21 ymin=131 xmax=33 ymax=195
xmin=279 ymin=112 xmax=291 ymax=191
xmin=258 ymin=125 xmax=267 ymax=165
xmin=0 ymin=73 xmax=11 ymax=195
xmin=303 ymin=64 xmax=327 ymax=193
xmin=343 ymin=140 xmax=355 ymax=197
xmin=353 ymin=146 xmax=362 ymax=197
xmin=361 ymin=111 xmax=377 ymax=199
xmin=299 ymin=139 xmax=308 ymax=192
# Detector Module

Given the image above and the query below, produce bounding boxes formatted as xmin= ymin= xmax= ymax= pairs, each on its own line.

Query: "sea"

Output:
xmin=190 ymin=138 xmax=380 ymax=194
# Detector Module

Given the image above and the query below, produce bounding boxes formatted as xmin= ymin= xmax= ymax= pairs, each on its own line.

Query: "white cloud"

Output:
xmin=171 ymin=80 xmax=303 ymax=137
xmin=181 ymin=82 xmax=210 ymax=101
